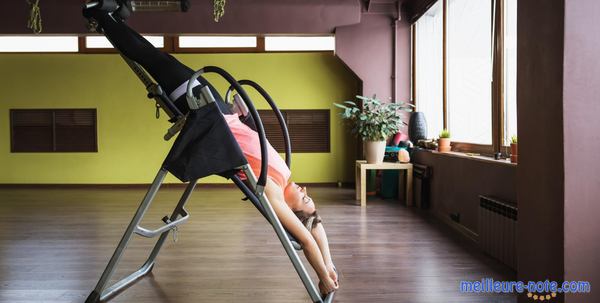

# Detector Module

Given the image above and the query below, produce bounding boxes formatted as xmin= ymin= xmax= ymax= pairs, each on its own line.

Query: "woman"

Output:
xmin=226 ymin=114 xmax=338 ymax=294
xmin=84 ymin=3 xmax=338 ymax=295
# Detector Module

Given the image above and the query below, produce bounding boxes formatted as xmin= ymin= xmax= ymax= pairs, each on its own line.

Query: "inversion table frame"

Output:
xmin=84 ymin=9 xmax=334 ymax=303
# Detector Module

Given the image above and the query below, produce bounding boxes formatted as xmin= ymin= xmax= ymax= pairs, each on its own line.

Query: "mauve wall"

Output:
xmin=1 ymin=0 xmax=412 ymax=108
xmin=412 ymin=151 xmax=517 ymax=235
xmin=336 ymin=13 xmax=411 ymax=103
xmin=563 ymin=0 xmax=600 ymax=302
xmin=517 ymin=1 xmax=565 ymax=302
xmin=395 ymin=19 xmax=411 ymax=104
xmin=0 ymin=0 xmax=361 ymax=34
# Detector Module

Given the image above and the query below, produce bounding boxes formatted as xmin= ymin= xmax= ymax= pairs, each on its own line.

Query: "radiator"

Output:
xmin=478 ymin=196 xmax=518 ymax=270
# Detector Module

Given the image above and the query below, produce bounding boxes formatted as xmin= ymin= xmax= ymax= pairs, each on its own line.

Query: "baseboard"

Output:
xmin=432 ymin=210 xmax=479 ymax=243
xmin=0 ymin=182 xmax=346 ymax=189
xmin=0 ymin=183 xmax=223 ymax=189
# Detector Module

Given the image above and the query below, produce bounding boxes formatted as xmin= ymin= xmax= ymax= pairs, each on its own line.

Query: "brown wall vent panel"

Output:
xmin=257 ymin=109 xmax=330 ymax=153
xmin=10 ymin=109 xmax=97 ymax=153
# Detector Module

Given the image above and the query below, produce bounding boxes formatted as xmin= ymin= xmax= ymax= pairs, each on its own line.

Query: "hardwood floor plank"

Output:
xmin=0 ymin=187 xmax=515 ymax=303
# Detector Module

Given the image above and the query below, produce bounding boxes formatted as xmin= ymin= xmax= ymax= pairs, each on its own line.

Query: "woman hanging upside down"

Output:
xmin=83 ymin=3 xmax=339 ymax=295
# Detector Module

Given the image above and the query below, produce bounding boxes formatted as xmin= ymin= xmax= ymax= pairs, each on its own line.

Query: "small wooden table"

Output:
xmin=355 ymin=160 xmax=413 ymax=207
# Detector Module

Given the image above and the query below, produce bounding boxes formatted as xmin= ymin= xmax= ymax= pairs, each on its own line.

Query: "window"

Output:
xmin=178 ymin=36 xmax=257 ymax=48
xmin=264 ymin=36 xmax=335 ymax=52
xmin=415 ymin=1 xmax=444 ymax=138
xmin=447 ymin=0 xmax=493 ymax=145
xmin=503 ymin=0 xmax=517 ymax=145
xmin=4 ymin=35 xmax=336 ymax=54
xmin=412 ymin=0 xmax=516 ymax=155
xmin=10 ymin=109 xmax=97 ymax=152
xmin=258 ymin=110 xmax=330 ymax=153
xmin=174 ymin=36 xmax=261 ymax=53
xmin=85 ymin=35 xmax=164 ymax=49
xmin=0 ymin=36 xmax=79 ymax=52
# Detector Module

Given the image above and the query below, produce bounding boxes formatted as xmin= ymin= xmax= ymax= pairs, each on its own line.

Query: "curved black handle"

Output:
xmin=234 ymin=80 xmax=292 ymax=169
xmin=200 ymin=66 xmax=269 ymax=188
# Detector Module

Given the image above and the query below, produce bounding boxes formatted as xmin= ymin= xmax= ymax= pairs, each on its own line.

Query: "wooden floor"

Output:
xmin=0 ymin=186 xmax=516 ymax=303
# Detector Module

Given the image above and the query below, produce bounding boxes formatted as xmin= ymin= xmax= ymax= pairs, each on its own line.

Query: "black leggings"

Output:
xmin=92 ymin=11 xmax=192 ymax=94
xmin=90 ymin=11 xmax=231 ymax=114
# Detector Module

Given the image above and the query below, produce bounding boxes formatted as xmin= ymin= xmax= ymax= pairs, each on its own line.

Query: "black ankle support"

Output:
xmin=114 ymin=1 xmax=132 ymax=21
xmin=97 ymin=0 xmax=119 ymax=12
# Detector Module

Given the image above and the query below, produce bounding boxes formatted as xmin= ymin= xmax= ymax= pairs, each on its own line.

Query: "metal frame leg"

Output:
xmin=241 ymin=166 xmax=334 ymax=303
xmin=144 ymin=179 xmax=197 ymax=265
xmin=87 ymin=165 xmax=334 ymax=302
xmin=86 ymin=169 xmax=197 ymax=303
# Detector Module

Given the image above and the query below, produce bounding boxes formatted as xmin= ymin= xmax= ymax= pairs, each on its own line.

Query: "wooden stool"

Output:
xmin=355 ymin=160 xmax=413 ymax=207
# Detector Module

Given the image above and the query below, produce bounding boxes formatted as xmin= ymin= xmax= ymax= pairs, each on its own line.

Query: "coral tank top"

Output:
xmin=223 ymin=114 xmax=291 ymax=189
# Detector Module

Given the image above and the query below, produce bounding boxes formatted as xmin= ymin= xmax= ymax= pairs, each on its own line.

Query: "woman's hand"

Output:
xmin=327 ymin=266 xmax=338 ymax=286
xmin=319 ymin=275 xmax=339 ymax=295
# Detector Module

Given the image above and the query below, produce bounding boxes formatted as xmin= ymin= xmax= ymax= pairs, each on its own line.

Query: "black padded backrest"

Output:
xmin=163 ymin=102 xmax=248 ymax=182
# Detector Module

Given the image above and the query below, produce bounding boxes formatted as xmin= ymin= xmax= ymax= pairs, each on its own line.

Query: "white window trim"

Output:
xmin=85 ymin=35 xmax=165 ymax=49
xmin=177 ymin=36 xmax=258 ymax=48
xmin=264 ymin=36 xmax=335 ymax=52
xmin=0 ymin=36 xmax=79 ymax=53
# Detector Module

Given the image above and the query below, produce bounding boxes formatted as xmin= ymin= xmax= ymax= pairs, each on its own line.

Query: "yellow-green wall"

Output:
xmin=0 ymin=53 xmax=357 ymax=184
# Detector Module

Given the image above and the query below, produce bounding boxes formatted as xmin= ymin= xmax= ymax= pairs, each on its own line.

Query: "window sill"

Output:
xmin=415 ymin=149 xmax=517 ymax=167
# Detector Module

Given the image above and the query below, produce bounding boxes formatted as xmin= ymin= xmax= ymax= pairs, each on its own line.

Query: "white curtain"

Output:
xmin=504 ymin=0 xmax=518 ymax=145
xmin=447 ymin=0 xmax=493 ymax=144
xmin=415 ymin=0 xmax=444 ymax=139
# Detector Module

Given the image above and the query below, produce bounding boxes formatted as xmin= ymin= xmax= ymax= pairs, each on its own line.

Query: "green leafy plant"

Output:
xmin=334 ymin=95 xmax=413 ymax=141
xmin=439 ymin=129 xmax=451 ymax=139
xmin=511 ymin=135 xmax=518 ymax=144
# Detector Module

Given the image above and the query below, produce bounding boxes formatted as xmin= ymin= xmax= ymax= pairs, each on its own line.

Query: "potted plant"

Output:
xmin=510 ymin=135 xmax=518 ymax=163
xmin=438 ymin=129 xmax=451 ymax=152
xmin=335 ymin=95 xmax=413 ymax=164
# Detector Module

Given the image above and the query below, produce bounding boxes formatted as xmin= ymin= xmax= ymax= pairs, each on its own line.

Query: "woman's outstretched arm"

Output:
xmin=311 ymin=223 xmax=336 ymax=280
xmin=263 ymin=178 xmax=338 ymax=294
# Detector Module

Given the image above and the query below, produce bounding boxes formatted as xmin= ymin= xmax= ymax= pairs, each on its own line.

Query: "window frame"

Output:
xmin=2 ymin=35 xmax=335 ymax=54
xmin=77 ymin=35 xmax=335 ymax=54
xmin=412 ymin=0 xmax=513 ymax=157
xmin=500 ymin=0 xmax=518 ymax=148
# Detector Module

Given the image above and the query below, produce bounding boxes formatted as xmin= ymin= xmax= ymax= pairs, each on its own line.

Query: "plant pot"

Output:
xmin=510 ymin=143 xmax=518 ymax=163
xmin=365 ymin=140 xmax=386 ymax=164
xmin=438 ymin=138 xmax=451 ymax=152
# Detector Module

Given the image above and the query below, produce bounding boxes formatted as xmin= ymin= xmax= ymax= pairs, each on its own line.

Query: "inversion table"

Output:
xmin=83 ymin=2 xmax=335 ymax=303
